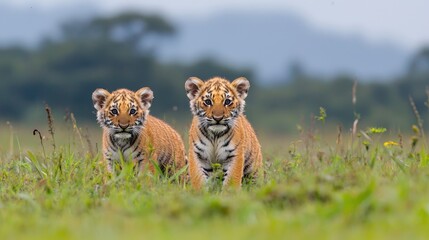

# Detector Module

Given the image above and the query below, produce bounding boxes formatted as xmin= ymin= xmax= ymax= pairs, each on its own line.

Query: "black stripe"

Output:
xmin=193 ymin=142 xmax=204 ymax=152
xmin=108 ymin=142 xmax=117 ymax=152
xmin=196 ymin=152 xmax=208 ymax=162
xmin=109 ymin=133 xmax=118 ymax=142
xmin=226 ymin=146 xmax=237 ymax=153
xmin=221 ymin=133 xmax=233 ymax=147
xmin=196 ymin=109 xmax=204 ymax=116
xmin=221 ymin=126 xmax=231 ymax=137
xmin=133 ymin=158 xmax=143 ymax=172
xmin=201 ymin=167 xmax=212 ymax=177
xmin=199 ymin=139 xmax=207 ymax=146
xmin=245 ymin=151 xmax=252 ymax=164
xmin=158 ymin=152 xmax=172 ymax=174
xmin=213 ymin=130 xmax=226 ymax=138
xmin=135 ymin=150 xmax=142 ymax=159
xmin=131 ymin=135 xmax=137 ymax=146
xmin=200 ymin=126 xmax=210 ymax=139
xmin=121 ymin=144 xmax=131 ymax=152
xmin=243 ymin=151 xmax=253 ymax=175
xmin=224 ymin=154 xmax=236 ymax=162
xmin=132 ymin=144 xmax=140 ymax=152
xmin=159 ymin=152 xmax=172 ymax=166
xmin=243 ymin=163 xmax=252 ymax=176
xmin=222 ymin=169 xmax=228 ymax=182
xmin=199 ymin=128 xmax=212 ymax=144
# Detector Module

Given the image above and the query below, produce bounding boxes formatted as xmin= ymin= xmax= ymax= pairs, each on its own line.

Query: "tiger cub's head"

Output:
xmin=185 ymin=77 xmax=250 ymax=133
xmin=92 ymin=88 xmax=153 ymax=139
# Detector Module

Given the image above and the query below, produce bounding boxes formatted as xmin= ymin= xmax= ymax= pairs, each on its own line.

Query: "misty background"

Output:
xmin=0 ymin=1 xmax=428 ymax=134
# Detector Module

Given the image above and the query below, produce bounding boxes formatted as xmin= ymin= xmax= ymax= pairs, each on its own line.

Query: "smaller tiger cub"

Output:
xmin=185 ymin=77 xmax=263 ymax=189
xmin=92 ymin=87 xmax=186 ymax=174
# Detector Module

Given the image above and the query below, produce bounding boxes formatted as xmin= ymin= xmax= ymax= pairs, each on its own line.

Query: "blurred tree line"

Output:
xmin=0 ymin=12 xmax=428 ymax=134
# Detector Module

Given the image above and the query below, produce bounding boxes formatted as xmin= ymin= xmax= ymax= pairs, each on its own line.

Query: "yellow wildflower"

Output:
xmin=383 ymin=141 xmax=399 ymax=147
xmin=412 ymin=125 xmax=420 ymax=135
xmin=368 ymin=127 xmax=387 ymax=134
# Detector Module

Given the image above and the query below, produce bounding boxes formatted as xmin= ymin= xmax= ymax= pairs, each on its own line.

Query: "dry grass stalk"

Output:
xmin=351 ymin=81 xmax=359 ymax=154
xmin=335 ymin=124 xmax=344 ymax=156
xmin=409 ymin=96 xmax=427 ymax=149
xmin=352 ymin=119 xmax=359 ymax=138
xmin=33 ymin=129 xmax=47 ymax=159
xmin=6 ymin=121 xmax=14 ymax=157
xmin=45 ymin=104 xmax=56 ymax=151
xmin=70 ymin=113 xmax=85 ymax=149
xmin=83 ymin=127 xmax=95 ymax=158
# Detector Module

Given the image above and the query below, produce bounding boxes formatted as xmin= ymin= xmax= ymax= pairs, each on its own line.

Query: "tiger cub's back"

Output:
xmin=139 ymin=115 xmax=186 ymax=173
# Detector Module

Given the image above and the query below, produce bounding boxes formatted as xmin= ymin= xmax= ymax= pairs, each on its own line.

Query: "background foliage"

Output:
xmin=0 ymin=12 xmax=428 ymax=134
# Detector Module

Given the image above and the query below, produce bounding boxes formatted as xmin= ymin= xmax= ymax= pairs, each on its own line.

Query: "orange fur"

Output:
xmin=92 ymin=88 xmax=186 ymax=174
xmin=185 ymin=77 xmax=263 ymax=189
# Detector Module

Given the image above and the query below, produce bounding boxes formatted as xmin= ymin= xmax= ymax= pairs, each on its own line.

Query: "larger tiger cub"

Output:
xmin=92 ymin=87 xmax=186 ymax=174
xmin=185 ymin=77 xmax=263 ymax=189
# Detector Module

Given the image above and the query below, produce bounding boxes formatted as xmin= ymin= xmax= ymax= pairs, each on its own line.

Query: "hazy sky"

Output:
xmin=5 ymin=0 xmax=429 ymax=50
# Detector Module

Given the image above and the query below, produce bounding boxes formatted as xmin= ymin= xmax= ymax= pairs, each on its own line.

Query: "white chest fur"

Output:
xmin=109 ymin=146 xmax=136 ymax=163
xmin=107 ymin=133 xmax=137 ymax=163
xmin=197 ymin=132 xmax=235 ymax=169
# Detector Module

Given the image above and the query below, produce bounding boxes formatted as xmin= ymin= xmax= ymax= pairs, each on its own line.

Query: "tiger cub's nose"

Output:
xmin=119 ymin=123 xmax=129 ymax=130
xmin=213 ymin=115 xmax=223 ymax=122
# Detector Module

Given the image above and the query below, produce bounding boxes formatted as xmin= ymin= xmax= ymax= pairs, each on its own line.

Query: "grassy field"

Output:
xmin=1 ymin=119 xmax=429 ymax=240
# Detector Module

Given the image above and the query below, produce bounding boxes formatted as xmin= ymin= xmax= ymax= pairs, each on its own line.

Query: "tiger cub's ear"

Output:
xmin=92 ymin=88 xmax=110 ymax=111
xmin=232 ymin=77 xmax=250 ymax=100
xmin=185 ymin=77 xmax=204 ymax=100
xmin=136 ymin=87 xmax=154 ymax=108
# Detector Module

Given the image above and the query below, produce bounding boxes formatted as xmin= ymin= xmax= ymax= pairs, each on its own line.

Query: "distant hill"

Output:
xmin=158 ymin=11 xmax=410 ymax=82
xmin=0 ymin=6 xmax=410 ymax=82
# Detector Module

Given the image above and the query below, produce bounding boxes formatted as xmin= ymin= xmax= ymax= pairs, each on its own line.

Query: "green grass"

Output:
xmin=1 ymin=122 xmax=429 ymax=240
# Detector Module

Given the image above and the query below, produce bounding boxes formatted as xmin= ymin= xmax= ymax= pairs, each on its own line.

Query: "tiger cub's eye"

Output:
xmin=204 ymin=99 xmax=212 ymax=106
xmin=224 ymin=99 xmax=232 ymax=106
xmin=111 ymin=109 xmax=119 ymax=115
xmin=130 ymin=109 xmax=137 ymax=115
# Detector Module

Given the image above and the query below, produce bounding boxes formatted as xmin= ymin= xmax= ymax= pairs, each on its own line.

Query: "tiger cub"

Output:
xmin=185 ymin=77 xmax=263 ymax=189
xmin=92 ymin=87 xmax=186 ymax=174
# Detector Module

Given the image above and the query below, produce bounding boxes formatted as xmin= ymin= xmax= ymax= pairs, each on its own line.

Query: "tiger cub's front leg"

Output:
xmin=188 ymin=147 xmax=207 ymax=190
xmin=223 ymin=146 xmax=245 ymax=188
xmin=104 ymin=149 xmax=138 ymax=173
xmin=103 ymin=148 xmax=118 ymax=173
